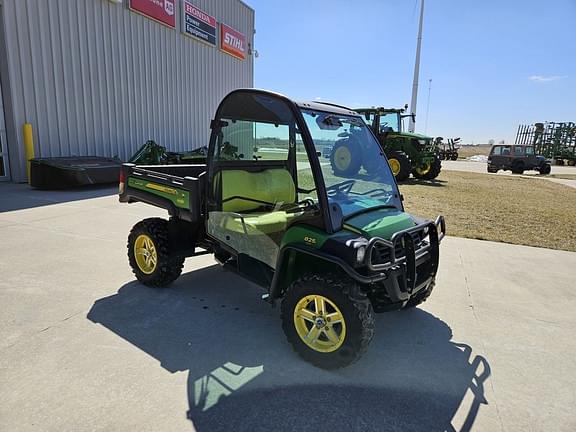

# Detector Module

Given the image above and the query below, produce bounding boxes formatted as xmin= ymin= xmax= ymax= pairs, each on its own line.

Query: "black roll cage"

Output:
xmin=206 ymin=88 xmax=402 ymax=234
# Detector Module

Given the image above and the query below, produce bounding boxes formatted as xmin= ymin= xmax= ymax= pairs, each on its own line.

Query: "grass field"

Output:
xmin=457 ymin=144 xmax=492 ymax=159
xmin=400 ymin=170 xmax=576 ymax=252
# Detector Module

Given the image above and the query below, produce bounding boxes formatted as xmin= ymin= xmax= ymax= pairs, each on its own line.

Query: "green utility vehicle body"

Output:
xmin=352 ymin=107 xmax=441 ymax=181
xmin=119 ymin=89 xmax=445 ymax=368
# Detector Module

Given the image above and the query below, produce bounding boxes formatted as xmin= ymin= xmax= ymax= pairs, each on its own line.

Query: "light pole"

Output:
xmin=409 ymin=0 xmax=425 ymax=133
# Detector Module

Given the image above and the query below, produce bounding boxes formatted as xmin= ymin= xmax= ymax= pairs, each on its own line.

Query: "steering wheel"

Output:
xmin=298 ymin=197 xmax=317 ymax=208
xmin=326 ymin=179 xmax=356 ymax=197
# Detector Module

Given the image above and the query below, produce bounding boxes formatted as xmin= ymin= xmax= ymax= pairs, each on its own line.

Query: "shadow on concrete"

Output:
xmin=88 ymin=264 xmax=490 ymax=432
xmin=0 ymin=183 xmax=117 ymax=212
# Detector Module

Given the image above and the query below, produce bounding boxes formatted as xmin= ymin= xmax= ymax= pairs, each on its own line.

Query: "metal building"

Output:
xmin=0 ymin=0 xmax=255 ymax=182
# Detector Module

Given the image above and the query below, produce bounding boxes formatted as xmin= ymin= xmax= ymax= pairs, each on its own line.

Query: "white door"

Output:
xmin=0 ymin=80 xmax=10 ymax=181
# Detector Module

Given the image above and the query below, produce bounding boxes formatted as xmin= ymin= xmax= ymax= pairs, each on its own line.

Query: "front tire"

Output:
xmin=404 ymin=281 xmax=435 ymax=309
xmin=413 ymin=156 xmax=442 ymax=180
xmin=539 ymin=163 xmax=551 ymax=175
xmin=281 ymin=274 xmax=375 ymax=369
xmin=128 ymin=218 xmax=184 ymax=287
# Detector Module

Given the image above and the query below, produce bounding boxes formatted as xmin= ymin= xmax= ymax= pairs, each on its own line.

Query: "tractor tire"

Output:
xmin=281 ymin=273 xmax=375 ymax=369
xmin=511 ymin=161 xmax=524 ymax=174
xmin=386 ymin=150 xmax=412 ymax=182
xmin=330 ymin=140 xmax=361 ymax=177
xmin=539 ymin=163 xmax=551 ymax=175
xmin=128 ymin=218 xmax=184 ymax=287
xmin=404 ymin=280 xmax=435 ymax=309
xmin=413 ymin=155 xmax=442 ymax=180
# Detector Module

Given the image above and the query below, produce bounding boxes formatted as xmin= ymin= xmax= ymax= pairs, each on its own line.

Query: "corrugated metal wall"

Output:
xmin=1 ymin=0 xmax=254 ymax=181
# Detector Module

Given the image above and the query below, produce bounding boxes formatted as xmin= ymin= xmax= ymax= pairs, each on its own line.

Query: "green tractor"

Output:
xmin=351 ymin=107 xmax=442 ymax=181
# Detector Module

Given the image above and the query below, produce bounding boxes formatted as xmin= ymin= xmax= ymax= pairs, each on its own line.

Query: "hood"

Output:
xmin=389 ymin=131 xmax=433 ymax=140
xmin=344 ymin=207 xmax=417 ymax=240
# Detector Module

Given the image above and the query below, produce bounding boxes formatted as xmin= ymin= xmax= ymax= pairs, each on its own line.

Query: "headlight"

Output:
xmin=356 ymin=246 xmax=366 ymax=264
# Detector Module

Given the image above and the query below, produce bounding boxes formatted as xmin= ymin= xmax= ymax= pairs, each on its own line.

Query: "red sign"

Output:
xmin=220 ymin=23 xmax=246 ymax=60
xmin=183 ymin=1 xmax=217 ymax=46
xmin=130 ymin=0 xmax=176 ymax=28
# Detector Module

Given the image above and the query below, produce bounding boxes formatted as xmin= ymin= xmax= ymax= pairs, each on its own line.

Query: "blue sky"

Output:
xmin=244 ymin=0 xmax=576 ymax=144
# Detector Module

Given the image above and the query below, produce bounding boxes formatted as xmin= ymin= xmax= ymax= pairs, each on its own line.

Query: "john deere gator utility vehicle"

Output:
xmin=119 ymin=89 xmax=445 ymax=369
xmin=347 ymin=107 xmax=441 ymax=181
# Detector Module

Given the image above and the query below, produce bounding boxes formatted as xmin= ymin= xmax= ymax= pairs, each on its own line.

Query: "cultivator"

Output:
xmin=435 ymin=137 xmax=460 ymax=161
xmin=515 ymin=122 xmax=576 ymax=165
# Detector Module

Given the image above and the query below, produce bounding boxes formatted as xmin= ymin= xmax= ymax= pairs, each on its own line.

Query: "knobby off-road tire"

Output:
xmin=387 ymin=150 xmax=412 ymax=182
xmin=413 ymin=155 xmax=442 ymax=180
xmin=539 ymin=163 xmax=551 ymax=175
xmin=330 ymin=140 xmax=361 ymax=177
xmin=128 ymin=218 xmax=184 ymax=287
xmin=404 ymin=280 xmax=436 ymax=309
xmin=281 ymin=274 xmax=375 ymax=369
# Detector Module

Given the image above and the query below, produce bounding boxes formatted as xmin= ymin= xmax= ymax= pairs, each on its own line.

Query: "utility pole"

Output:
xmin=424 ymin=78 xmax=432 ymax=134
xmin=409 ymin=0 xmax=425 ymax=133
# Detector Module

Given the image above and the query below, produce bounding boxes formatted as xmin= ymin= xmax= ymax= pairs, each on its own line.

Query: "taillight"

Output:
xmin=118 ymin=170 xmax=126 ymax=194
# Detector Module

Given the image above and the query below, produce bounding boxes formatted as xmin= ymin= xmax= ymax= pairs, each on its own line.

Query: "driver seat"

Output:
xmin=216 ymin=169 xmax=299 ymax=235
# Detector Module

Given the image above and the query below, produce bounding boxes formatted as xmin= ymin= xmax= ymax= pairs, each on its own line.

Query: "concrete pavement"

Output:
xmin=1 ymin=183 xmax=575 ymax=431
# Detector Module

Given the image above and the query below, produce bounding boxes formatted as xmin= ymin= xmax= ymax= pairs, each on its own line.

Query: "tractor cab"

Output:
xmin=355 ymin=107 xmax=441 ymax=181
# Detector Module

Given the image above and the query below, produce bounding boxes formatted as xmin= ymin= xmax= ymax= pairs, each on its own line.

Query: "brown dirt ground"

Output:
xmin=400 ymin=170 xmax=576 ymax=252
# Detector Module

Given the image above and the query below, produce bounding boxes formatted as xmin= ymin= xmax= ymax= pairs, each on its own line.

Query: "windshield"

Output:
xmin=301 ymin=109 xmax=402 ymax=218
xmin=379 ymin=112 xmax=401 ymax=133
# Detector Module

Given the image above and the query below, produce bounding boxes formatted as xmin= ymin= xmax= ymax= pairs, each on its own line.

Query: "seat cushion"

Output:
xmin=219 ymin=169 xmax=295 ymax=212
xmin=222 ymin=210 xmax=298 ymax=235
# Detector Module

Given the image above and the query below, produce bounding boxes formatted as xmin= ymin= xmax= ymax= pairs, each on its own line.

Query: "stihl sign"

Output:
xmin=130 ymin=0 xmax=176 ymax=28
xmin=220 ymin=23 xmax=246 ymax=60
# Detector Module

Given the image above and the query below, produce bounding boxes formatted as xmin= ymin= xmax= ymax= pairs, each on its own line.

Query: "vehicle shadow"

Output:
xmin=0 ymin=183 xmax=117 ymax=212
xmin=400 ymin=178 xmax=447 ymax=187
xmin=87 ymin=265 xmax=490 ymax=432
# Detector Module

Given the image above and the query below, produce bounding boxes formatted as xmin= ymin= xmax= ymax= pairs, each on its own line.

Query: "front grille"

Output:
xmin=370 ymin=230 xmax=426 ymax=266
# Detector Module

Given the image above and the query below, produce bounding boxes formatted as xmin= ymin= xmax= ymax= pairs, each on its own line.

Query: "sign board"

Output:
xmin=129 ymin=0 xmax=176 ymax=28
xmin=220 ymin=23 xmax=246 ymax=60
xmin=182 ymin=1 xmax=217 ymax=46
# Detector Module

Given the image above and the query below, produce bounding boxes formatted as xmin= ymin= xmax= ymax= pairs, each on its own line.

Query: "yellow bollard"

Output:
xmin=23 ymin=123 xmax=35 ymax=183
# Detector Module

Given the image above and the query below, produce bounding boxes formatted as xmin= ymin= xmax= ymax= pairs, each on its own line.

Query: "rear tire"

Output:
xmin=281 ymin=274 xmax=375 ymax=369
xmin=567 ymin=160 xmax=575 ymax=167
xmin=487 ymin=166 xmax=498 ymax=173
xmin=330 ymin=140 xmax=361 ymax=177
xmin=386 ymin=150 xmax=412 ymax=182
xmin=413 ymin=156 xmax=442 ymax=180
xmin=128 ymin=218 xmax=184 ymax=287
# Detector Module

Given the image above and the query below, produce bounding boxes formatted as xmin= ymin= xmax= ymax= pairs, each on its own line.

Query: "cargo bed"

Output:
xmin=119 ymin=163 xmax=207 ymax=222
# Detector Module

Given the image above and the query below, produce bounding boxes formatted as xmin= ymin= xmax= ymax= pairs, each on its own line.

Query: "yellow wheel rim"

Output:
xmin=293 ymin=295 xmax=346 ymax=353
xmin=388 ymin=158 xmax=401 ymax=176
xmin=334 ymin=146 xmax=352 ymax=171
xmin=415 ymin=162 xmax=431 ymax=175
xmin=134 ymin=234 xmax=157 ymax=274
